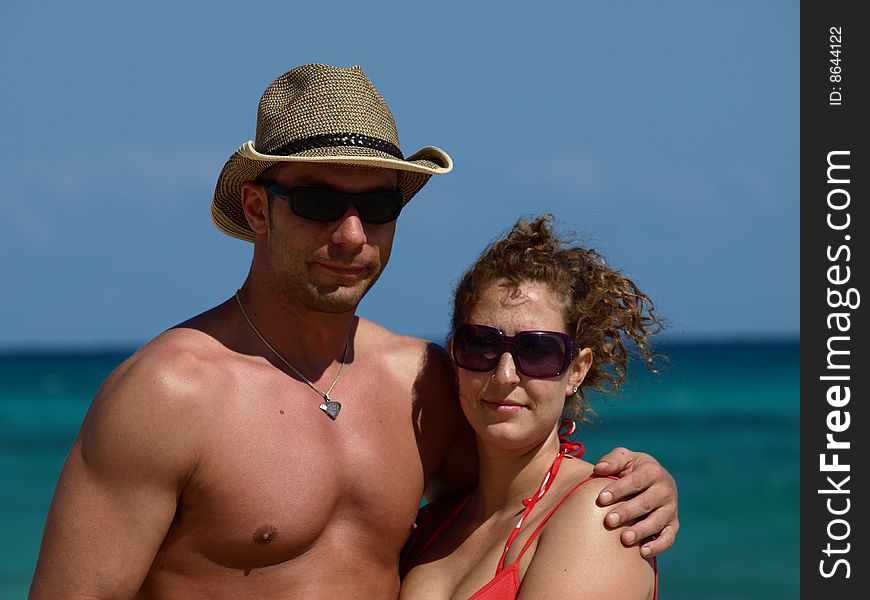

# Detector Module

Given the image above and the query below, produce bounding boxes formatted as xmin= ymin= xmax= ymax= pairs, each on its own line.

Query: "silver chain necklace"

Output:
xmin=235 ymin=290 xmax=347 ymax=420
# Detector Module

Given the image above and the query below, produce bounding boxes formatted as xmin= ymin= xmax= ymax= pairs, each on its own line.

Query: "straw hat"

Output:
xmin=211 ymin=64 xmax=453 ymax=242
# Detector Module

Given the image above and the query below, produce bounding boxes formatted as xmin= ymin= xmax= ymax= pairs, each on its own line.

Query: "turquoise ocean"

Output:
xmin=0 ymin=340 xmax=799 ymax=598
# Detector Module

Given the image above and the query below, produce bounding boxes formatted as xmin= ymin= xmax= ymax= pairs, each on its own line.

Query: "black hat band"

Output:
xmin=267 ymin=133 xmax=404 ymax=160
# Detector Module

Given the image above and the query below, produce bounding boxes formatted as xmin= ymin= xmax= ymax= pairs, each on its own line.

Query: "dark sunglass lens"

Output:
xmin=291 ymin=188 xmax=348 ymax=221
xmin=454 ymin=326 xmax=502 ymax=371
xmin=356 ymin=192 xmax=404 ymax=224
xmin=514 ymin=333 xmax=568 ymax=377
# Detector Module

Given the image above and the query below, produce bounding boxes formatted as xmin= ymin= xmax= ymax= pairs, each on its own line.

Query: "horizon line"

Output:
xmin=0 ymin=333 xmax=800 ymax=356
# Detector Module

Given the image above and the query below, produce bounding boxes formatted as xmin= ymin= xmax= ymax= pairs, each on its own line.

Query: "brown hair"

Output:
xmin=451 ymin=214 xmax=666 ymax=421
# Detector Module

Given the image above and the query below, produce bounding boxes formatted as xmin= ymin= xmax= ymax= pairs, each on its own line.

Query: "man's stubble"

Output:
xmin=265 ymin=222 xmax=392 ymax=315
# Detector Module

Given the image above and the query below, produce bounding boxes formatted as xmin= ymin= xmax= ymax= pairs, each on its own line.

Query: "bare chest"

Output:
xmin=157 ymin=373 xmax=426 ymax=575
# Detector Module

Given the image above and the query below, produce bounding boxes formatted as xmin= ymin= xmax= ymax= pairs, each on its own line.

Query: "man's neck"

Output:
xmin=234 ymin=281 xmax=357 ymax=376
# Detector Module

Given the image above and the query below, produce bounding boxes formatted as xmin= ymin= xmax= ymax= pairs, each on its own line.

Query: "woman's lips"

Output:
xmin=482 ymin=399 xmax=526 ymax=412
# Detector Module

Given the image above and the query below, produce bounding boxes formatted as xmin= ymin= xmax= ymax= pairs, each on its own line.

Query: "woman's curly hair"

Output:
xmin=451 ymin=214 xmax=666 ymax=421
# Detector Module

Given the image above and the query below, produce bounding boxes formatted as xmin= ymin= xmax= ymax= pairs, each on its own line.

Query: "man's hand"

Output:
xmin=592 ymin=447 xmax=678 ymax=558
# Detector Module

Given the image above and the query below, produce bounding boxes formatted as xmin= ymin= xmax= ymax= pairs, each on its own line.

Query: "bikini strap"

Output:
xmin=513 ymin=474 xmax=619 ymax=564
xmin=494 ymin=449 xmax=568 ymax=574
xmin=405 ymin=492 xmax=474 ymax=570
xmin=558 ymin=418 xmax=585 ymax=458
xmin=491 ymin=420 xmax=584 ymax=574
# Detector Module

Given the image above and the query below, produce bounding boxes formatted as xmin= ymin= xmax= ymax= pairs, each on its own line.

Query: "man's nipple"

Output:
xmin=252 ymin=524 xmax=279 ymax=545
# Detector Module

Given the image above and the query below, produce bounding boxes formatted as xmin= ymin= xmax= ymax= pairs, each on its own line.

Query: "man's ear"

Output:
xmin=241 ymin=182 xmax=270 ymax=236
xmin=565 ymin=348 xmax=593 ymax=397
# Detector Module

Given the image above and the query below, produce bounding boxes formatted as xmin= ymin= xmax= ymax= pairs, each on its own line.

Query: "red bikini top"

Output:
xmin=401 ymin=420 xmax=658 ymax=599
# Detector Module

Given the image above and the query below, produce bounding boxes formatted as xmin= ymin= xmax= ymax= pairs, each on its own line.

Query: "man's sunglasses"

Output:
xmin=264 ymin=183 xmax=405 ymax=225
xmin=451 ymin=323 xmax=579 ymax=379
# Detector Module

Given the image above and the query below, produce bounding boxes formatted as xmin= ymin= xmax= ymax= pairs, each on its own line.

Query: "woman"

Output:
xmin=400 ymin=215 xmax=664 ymax=599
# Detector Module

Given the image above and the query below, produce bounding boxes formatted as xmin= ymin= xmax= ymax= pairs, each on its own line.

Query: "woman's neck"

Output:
xmin=472 ymin=428 xmax=562 ymax=519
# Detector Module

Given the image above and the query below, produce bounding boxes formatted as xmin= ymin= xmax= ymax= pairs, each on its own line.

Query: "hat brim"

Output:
xmin=212 ymin=141 xmax=453 ymax=242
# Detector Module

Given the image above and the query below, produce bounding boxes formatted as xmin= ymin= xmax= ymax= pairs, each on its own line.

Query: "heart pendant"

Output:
xmin=319 ymin=401 xmax=341 ymax=420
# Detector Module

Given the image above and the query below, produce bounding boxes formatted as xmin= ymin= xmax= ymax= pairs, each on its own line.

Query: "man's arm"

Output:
xmin=430 ymin=433 xmax=679 ymax=555
xmin=29 ymin=348 xmax=202 ymax=599
xmin=593 ymin=447 xmax=679 ymax=557
xmin=422 ymin=413 xmax=477 ymax=503
xmin=409 ymin=342 xmax=478 ymax=504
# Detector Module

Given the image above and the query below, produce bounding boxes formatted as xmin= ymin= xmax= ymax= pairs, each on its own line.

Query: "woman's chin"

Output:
xmin=474 ymin=420 xmax=550 ymax=453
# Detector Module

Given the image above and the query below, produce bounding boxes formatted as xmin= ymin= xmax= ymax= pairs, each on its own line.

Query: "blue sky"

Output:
xmin=0 ymin=1 xmax=798 ymax=348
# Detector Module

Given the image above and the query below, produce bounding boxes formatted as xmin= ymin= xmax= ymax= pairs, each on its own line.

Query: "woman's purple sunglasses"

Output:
xmin=451 ymin=323 xmax=578 ymax=378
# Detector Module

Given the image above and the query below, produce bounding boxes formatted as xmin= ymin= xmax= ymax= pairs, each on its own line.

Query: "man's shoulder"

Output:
xmin=74 ymin=327 xmax=233 ymax=478
xmin=130 ymin=325 xmax=231 ymax=374
xmin=356 ymin=319 xmax=456 ymax=411
xmin=357 ymin=317 xmax=438 ymax=347
xmin=98 ymin=326 xmax=238 ymax=415
xmin=356 ymin=317 xmax=448 ymax=366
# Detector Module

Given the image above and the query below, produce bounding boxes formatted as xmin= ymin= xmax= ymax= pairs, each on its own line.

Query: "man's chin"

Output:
xmin=305 ymin=282 xmax=372 ymax=313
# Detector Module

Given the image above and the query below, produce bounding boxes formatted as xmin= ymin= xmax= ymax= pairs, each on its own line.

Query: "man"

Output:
xmin=30 ymin=64 xmax=678 ymax=598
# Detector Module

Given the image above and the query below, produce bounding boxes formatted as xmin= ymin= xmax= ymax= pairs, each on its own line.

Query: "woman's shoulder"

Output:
xmin=543 ymin=459 xmax=613 ymax=528
xmin=519 ymin=461 xmax=655 ymax=598
xmin=549 ymin=456 xmax=600 ymax=491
